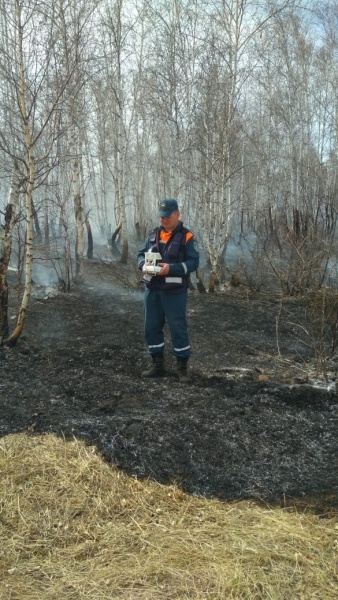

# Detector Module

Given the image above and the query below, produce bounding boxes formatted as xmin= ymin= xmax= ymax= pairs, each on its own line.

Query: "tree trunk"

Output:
xmin=74 ymin=199 xmax=84 ymax=278
xmin=109 ymin=223 xmax=122 ymax=258
xmin=5 ymin=3 xmax=35 ymax=346
xmin=119 ymin=236 xmax=128 ymax=265
xmin=86 ymin=217 xmax=93 ymax=259
xmin=0 ymin=162 xmax=19 ymax=343
xmin=6 ymin=179 xmax=35 ymax=347
xmin=195 ymin=268 xmax=206 ymax=293
xmin=72 ymin=156 xmax=84 ymax=280
xmin=32 ymin=199 xmax=42 ymax=244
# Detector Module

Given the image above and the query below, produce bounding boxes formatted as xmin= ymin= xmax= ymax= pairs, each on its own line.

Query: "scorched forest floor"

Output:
xmin=1 ymin=259 xmax=337 ymax=511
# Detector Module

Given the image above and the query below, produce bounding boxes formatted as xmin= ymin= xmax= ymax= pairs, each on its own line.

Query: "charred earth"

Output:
xmin=1 ymin=260 xmax=337 ymax=509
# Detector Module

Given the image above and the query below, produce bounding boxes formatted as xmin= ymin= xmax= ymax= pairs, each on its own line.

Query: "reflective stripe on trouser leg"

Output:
xmin=144 ymin=288 xmax=165 ymax=355
xmin=161 ymin=290 xmax=191 ymax=358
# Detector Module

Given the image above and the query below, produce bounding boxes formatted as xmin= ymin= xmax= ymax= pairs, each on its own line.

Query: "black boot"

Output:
xmin=142 ymin=353 xmax=166 ymax=378
xmin=176 ymin=357 xmax=191 ymax=383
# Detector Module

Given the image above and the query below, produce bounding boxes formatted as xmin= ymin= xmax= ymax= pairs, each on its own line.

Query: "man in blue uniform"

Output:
xmin=137 ymin=198 xmax=199 ymax=383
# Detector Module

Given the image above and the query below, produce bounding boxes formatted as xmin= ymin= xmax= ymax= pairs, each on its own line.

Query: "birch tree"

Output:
xmin=95 ymin=0 xmax=135 ymax=264
xmin=240 ymin=4 xmax=338 ymax=293
xmin=0 ymin=163 xmax=20 ymax=341
xmin=54 ymin=0 xmax=99 ymax=278
xmin=192 ymin=0 xmax=257 ymax=288
xmin=0 ymin=0 xmax=92 ymax=344
xmin=1 ymin=0 xmax=44 ymax=345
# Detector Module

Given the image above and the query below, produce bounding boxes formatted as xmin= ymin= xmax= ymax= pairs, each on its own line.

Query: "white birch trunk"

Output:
xmin=6 ymin=1 xmax=35 ymax=345
xmin=71 ymin=141 xmax=84 ymax=279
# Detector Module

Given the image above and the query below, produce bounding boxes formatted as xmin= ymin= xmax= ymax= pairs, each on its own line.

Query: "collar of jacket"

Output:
xmin=159 ymin=220 xmax=184 ymax=234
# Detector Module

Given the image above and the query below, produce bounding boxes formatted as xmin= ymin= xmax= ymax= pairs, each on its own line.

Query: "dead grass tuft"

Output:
xmin=0 ymin=433 xmax=337 ymax=599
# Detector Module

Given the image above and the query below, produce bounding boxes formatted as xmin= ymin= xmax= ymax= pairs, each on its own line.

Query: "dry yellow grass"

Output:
xmin=0 ymin=433 xmax=337 ymax=599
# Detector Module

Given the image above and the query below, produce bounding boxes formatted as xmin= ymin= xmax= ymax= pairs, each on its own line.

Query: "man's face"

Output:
xmin=160 ymin=210 xmax=180 ymax=232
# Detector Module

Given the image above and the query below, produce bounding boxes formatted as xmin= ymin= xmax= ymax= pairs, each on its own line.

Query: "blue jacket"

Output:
xmin=137 ymin=221 xmax=199 ymax=292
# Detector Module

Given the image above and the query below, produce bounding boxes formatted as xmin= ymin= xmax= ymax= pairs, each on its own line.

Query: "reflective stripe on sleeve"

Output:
xmin=165 ymin=277 xmax=182 ymax=284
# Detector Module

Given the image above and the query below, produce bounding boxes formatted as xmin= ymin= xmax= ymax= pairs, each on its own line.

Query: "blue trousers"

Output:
xmin=144 ymin=288 xmax=191 ymax=358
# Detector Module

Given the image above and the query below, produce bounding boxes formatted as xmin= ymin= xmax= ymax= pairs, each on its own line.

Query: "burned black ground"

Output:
xmin=1 ymin=261 xmax=337 ymax=510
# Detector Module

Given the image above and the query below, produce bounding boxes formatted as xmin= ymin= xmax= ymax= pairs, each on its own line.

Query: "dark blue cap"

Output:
xmin=158 ymin=198 xmax=179 ymax=217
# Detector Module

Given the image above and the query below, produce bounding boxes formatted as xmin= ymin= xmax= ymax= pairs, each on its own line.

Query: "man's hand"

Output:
xmin=157 ymin=262 xmax=170 ymax=276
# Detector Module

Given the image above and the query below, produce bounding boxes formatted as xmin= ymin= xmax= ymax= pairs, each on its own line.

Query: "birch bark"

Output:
xmin=0 ymin=162 xmax=19 ymax=342
xmin=6 ymin=1 xmax=35 ymax=345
